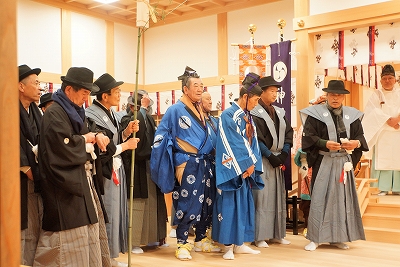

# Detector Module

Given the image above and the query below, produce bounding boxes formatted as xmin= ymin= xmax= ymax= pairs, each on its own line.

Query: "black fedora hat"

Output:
xmin=38 ymin=93 xmax=53 ymax=108
xmin=322 ymin=80 xmax=350 ymax=94
xmin=19 ymin=64 xmax=41 ymax=82
xmin=92 ymin=73 xmax=124 ymax=96
xmin=61 ymin=67 xmax=99 ymax=93
xmin=258 ymin=76 xmax=281 ymax=89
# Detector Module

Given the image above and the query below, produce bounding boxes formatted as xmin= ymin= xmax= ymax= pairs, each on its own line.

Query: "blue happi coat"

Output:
xmin=150 ymin=100 xmax=215 ymax=228
xmin=212 ymin=102 xmax=264 ymax=245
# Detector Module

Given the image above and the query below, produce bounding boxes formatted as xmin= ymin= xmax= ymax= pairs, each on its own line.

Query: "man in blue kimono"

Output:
xmin=151 ymin=66 xmax=221 ymax=260
xmin=211 ymin=73 xmax=264 ymax=260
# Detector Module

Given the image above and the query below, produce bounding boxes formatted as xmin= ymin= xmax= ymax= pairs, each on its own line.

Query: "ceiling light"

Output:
xmin=94 ymin=0 xmax=119 ymax=4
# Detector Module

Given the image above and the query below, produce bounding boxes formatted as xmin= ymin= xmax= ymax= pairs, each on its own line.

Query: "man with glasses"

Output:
xmin=151 ymin=66 xmax=221 ymax=260
xmin=86 ymin=73 xmax=140 ymax=267
xmin=300 ymin=80 xmax=368 ymax=251
xmin=363 ymin=64 xmax=400 ymax=196
xmin=35 ymin=67 xmax=111 ymax=266
xmin=18 ymin=64 xmax=43 ymax=266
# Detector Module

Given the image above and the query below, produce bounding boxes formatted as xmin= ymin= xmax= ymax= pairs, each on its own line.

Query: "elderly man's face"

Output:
xmin=184 ymin=77 xmax=204 ymax=102
xmin=20 ymin=74 xmax=41 ymax=103
xmin=245 ymin=94 xmax=261 ymax=111
xmin=201 ymin=92 xmax=213 ymax=113
xmin=381 ymin=75 xmax=396 ymax=91
xmin=326 ymin=93 xmax=345 ymax=109
xmin=66 ymin=86 xmax=91 ymax=107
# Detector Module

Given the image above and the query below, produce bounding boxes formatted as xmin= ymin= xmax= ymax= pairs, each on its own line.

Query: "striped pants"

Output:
xmin=33 ymin=164 xmax=111 ymax=267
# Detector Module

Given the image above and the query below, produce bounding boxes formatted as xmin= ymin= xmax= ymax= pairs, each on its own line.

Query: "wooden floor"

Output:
xmin=116 ymin=194 xmax=400 ymax=267
xmin=20 ymin=194 xmax=400 ymax=266
xmin=115 ymin=233 xmax=400 ymax=267
xmin=21 ymin=195 xmax=400 ymax=267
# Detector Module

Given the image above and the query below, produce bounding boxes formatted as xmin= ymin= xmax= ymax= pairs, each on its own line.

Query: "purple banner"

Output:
xmin=270 ymin=40 xmax=292 ymax=190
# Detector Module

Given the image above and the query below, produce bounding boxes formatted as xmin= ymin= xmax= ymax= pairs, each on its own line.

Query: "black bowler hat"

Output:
xmin=92 ymin=73 xmax=124 ymax=96
xmin=19 ymin=64 xmax=41 ymax=82
xmin=258 ymin=76 xmax=281 ymax=89
xmin=38 ymin=93 xmax=53 ymax=108
xmin=322 ymin=80 xmax=350 ymax=94
xmin=61 ymin=67 xmax=99 ymax=92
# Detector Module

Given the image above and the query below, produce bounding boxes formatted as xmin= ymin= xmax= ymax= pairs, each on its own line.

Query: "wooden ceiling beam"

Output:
xmin=185 ymin=0 xmax=210 ymax=6
xmin=31 ymin=0 xmax=279 ymax=27
xmin=210 ymin=0 xmax=225 ymax=6
xmin=87 ymin=3 xmax=105 ymax=9
xmin=188 ymin=5 xmax=204 ymax=11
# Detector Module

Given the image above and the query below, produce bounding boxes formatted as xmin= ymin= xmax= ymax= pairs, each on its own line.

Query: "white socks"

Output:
xmin=255 ymin=240 xmax=269 ymax=248
xmin=234 ymin=244 xmax=261 ymax=254
xmin=305 ymin=241 xmax=319 ymax=251
xmin=131 ymin=246 xmax=144 ymax=254
xmin=330 ymin=242 xmax=349 ymax=249
xmin=223 ymin=245 xmax=234 ymax=260
xmin=270 ymin=238 xmax=291 ymax=245
xmin=223 ymin=244 xmax=261 ymax=260
xmin=111 ymin=258 xmax=128 ymax=267
xmin=305 ymin=242 xmax=349 ymax=251
xmin=169 ymin=228 xmax=177 ymax=238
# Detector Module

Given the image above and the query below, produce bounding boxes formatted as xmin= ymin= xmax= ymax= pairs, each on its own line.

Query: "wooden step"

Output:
xmin=363 ymin=213 xmax=400 ymax=230
xmin=364 ymin=203 xmax=400 ymax=215
xmin=364 ymin=226 xmax=400 ymax=244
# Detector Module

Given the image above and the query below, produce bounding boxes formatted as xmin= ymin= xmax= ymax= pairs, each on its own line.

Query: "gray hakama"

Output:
xmin=252 ymin=105 xmax=288 ymax=241
xmin=131 ymin=160 xmax=167 ymax=246
xmin=86 ymin=104 xmax=128 ymax=258
xmin=300 ymin=104 xmax=366 ymax=244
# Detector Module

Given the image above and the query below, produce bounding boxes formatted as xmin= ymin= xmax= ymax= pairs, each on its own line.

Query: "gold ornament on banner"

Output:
xmin=248 ymin=24 xmax=257 ymax=35
xmin=248 ymin=24 xmax=257 ymax=44
xmin=277 ymin=19 xmax=286 ymax=41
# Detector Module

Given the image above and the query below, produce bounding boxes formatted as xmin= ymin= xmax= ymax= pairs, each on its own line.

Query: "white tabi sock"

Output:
xmin=330 ymin=242 xmax=349 ymax=249
xmin=233 ymin=244 xmax=261 ymax=254
xmin=270 ymin=238 xmax=291 ymax=245
xmin=255 ymin=240 xmax=269 ymax=248
xmin=305 ymin=241 xmax=319 ymax=251
xmin=223 ymin=245 xmax=234 ymax=260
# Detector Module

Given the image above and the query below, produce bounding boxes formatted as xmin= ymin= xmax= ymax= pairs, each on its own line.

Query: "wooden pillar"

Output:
xmin=0 ymin=0 xmax=20 ymax=266
xmin=217 ymin=13 xmax=228 ymax=77
xmin=294 ymin=0 xmax=313 ymax=121
xmin=61 ymin=9 xmax=71 ymax=75
xmin=106 ymin=20 xmax=115 ymax=77
xmin=293 ymin=0 xmax=313 ymax=198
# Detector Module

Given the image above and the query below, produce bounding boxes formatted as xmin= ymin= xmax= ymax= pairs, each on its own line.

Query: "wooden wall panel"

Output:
xmin=0 ymin=0 xmax=20 ymax=266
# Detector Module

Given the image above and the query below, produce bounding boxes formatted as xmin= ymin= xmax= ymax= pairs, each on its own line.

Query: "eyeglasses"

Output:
xmin=381 ymin=77 xmax=395 ymax=81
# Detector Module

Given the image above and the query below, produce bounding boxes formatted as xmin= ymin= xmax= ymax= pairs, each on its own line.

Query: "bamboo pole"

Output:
xmin=127 ymin=25 xmax=142 ymax=267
